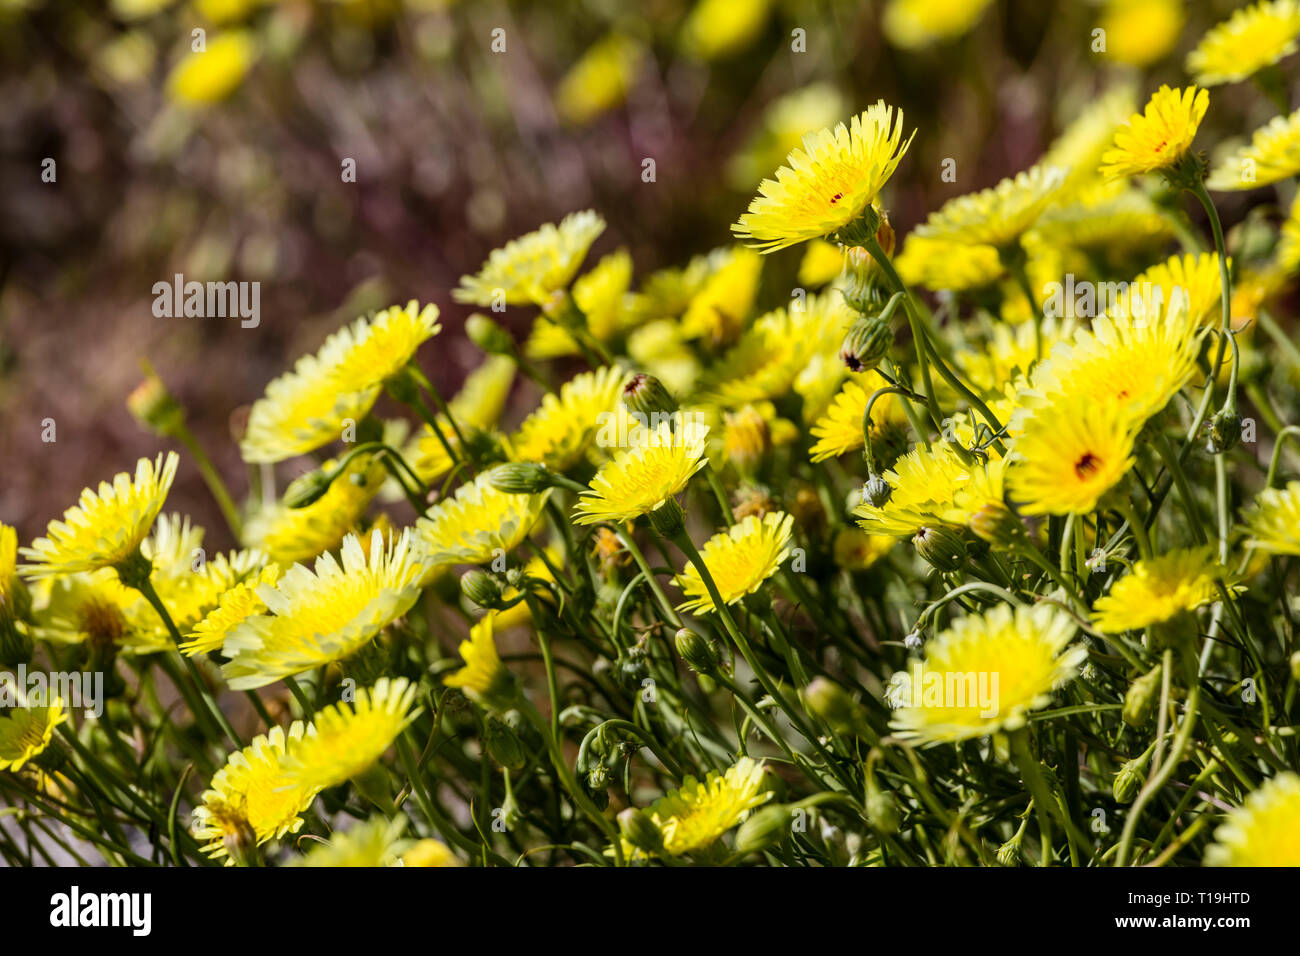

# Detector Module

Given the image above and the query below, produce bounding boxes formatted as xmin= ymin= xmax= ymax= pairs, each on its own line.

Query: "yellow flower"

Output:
xmin=331 ymin=301 xmax=441 ymax=394
xmin=732 ymin=103 xmax=914 ymax=252
xmin=833 ymin=528 xmax=896 ymax=571
xmin=625 ymin=757 xmax=772 ymax=858
xmin=1242 ymin=481 xmax=1300 ymax=555
xmin=1187 ymin=0 xmax=1300 ymax=86
xmin=409 ymin=355 xmax=516 ymax=484
xmin=882 ymin=0 xmax=993 ymax=49
xmin=221 ymin=530 xmax=426 ymax=690
xmin=182 ymin=564 xmax=281 ymax=657
xmin=1100 ymin=85 xmax=1209 ymax=181
xmin=401 ymin=838 xmax=462 ymax=867
xmin=167 ymin=30 xmax=255 ymax=105
xmin=1008 ymin=393 xmax=1137 ymax=516
xmin=1097 ymin=0 xmax=1182 ymax=67
xmin=555 ymin=33 xmax=644 ymax=125
xmin=890 ymin=604 xmax=1084 ymax=744
xmin=679 ymin=246 xmax=763 ymax=344
xmin=894 ymin=235 xmax=1003 ymax=292
xmin=1041 ymin=85 xmax=1139 ymax=195
xmin=453 ymin=211 xmax=605 ymax=307
xmin=414 ymin=472 xmax=550 ymax=568
xmin=282 ymin=677 xmax=420 ymax=791
xmin=675 ymin=512 xmax=793 ymax=614
xmin=956 ymin=319 xmax=1064 ymax=395
xmin=292 ymin=815 xmax=414 ymax=867
xmin=679 ymin=0 xmax=772 ymax=60
xmin=797 ymin=239 xmax=846 ymax=287
xmin=855 ymin=441 xmax=1002 ymax=536
xmin=1033 ymin=181 xmax=1173 ymax=251
xmin=1112 ymin=252 xmax=1227 ymax=328
xmin=0 ymin=698 xmax=67 ymax=771
xmin=573 ymin=420 xmax=709 ymax=525
xmin=809 ymin=373 xmax=894 ymax=462
xmin=1207 ymin=108 xmax=1300 ymax=190
xmin=0 ymin=524 xmax=22 ymax=630
xmin=916 ymin=164 xmax=1068 ymax=248
xmin=507 ymin=366 xmax=628 ymax=470
xmin=20 ymin=452 xmax=178 ymax=579
xmin=1205 ymin=772 xmax=1300 ymax=866
xmin=28 ymin=570 xmax=140 ymax=647
xmin=243 ymin=454 xmax=387 ymax=565
xmin=1092 ymin=547 xmax=1229 ymax=633
xmin=721 ymin=404 xmax=772 ymax=473
xmin=191 ymin=723 xmax=318 ymax=864
xmin=525 ymin=250 xmax=633 ymax=359
xmin=444 ymin=611 xmax=516 ymax=710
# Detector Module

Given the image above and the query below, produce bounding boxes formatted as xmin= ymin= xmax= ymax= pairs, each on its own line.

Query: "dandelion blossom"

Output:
xmin=443 ymin=612 xmax=517 ymax=711
xmin=507 ymin=366 xmax=627 ymax=471
xmin=0 ymin=698 xmax=67 ymax=771
xmin=573 ymin=421 xmax=709 ymax=525
xmin=1187 ymin=0 xmax=1300 ymax=87
xmin=917 ymin=164 xmax=1068 ymax=248
xmin=20 ymin=453 xmax=179 ymax=579
xmin=1092 ymin=547 xmax=1230 ymax=633
xmin=415 ymin=472 xmax=551 ymax=568
xmin=625 ymin=757 xmax=772 ymax=858
xmin=1100 ymin=85 xmax=1208 ymax=181
xmin=1242 ymin=481 xmax=1300 ymax=556
xmin=675 ymin=512 xmax=793 ymax=614
xmin=1205 ymin=772 xmax=1300 ymax=866
xmin=809 ymin=373 xmax=893 ymax=462
xmin=454 ymin=211 xmax=606 ymax=307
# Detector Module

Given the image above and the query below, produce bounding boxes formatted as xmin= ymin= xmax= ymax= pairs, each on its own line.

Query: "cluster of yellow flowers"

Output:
xmin=7 ymin=0 xmax=1300 ymax=870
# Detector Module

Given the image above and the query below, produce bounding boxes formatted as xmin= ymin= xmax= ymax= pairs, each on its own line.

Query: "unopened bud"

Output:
xmin=733 ymin=804 xmax=790 ymax=855
xmin=283 ymin=468 xmax=336 ymax=510
xmin=1206 ymin=409 xmax=1243 ymax=454
xmin=1123 ymin=664 xmax=1162 ymax=727
xmin=460 ymin=569 xmax=506 ymax=609
xmin=840 ymin=314 xmax=893 ymax=372
xmin=1113 ymin=750 xmax=1152 ymax=804
xmin=912 ymin=525 xmax=968 ymax=572
xmin=675 ymin=628 xmax=721 ymax=677
xmin=465 ymin=313 xmax=515 ymax=356
xmin=862 ymin=475 xmax=893 ymax=508
xmin=618 ymin=807 xmax=665 ymax=856
xmin=621 ymin=372 xmax=678 ymax=418
xmin=488 ymin=462 xmax=555 ymax=494
xmin=126 ymin=364 xmax=185 ymax=438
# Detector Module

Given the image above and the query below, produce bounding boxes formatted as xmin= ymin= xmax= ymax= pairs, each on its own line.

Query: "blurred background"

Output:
xmin=0 ymin=0 xmax=1279 ymax=549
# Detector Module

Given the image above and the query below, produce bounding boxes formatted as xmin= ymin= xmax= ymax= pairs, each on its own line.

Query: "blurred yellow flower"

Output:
xmin=1242 ymin=481 xmax=1300 ymax=556
xmin=917 ymin=165 xmax=1068 ymax=248
xmin=1205 ymin=772 xmax=1300 ymax=865
xmin=1097 ymin=0 xmax=1182 ymax=67
xmin=883 ymin=0 xmax=993 ymax=49
xmin=454 ymin=211 xmax=605 ymax=307
xmin=556 ymin=34 xmax=644 ymax=126
xmin=1187 ymin=0 xmax=1300 ymax=87
xmin=1207 ymin=109 xmax=1300 ymax=190
xmin=167 ymin=31 xmax=256 ymax=105
xmin=680 ymin=0 xmax=772 ymax=60
xmin=444 ymin=611 xmax=516 ymax=711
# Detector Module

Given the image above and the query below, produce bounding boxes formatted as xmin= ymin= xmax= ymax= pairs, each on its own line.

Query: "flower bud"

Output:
xmin=484 ymin=716 xmax=527 ymax=770
xmin=996 ymin=831 xmax=1023 ymax=867
xmin=1123 ymin=664 xmax=1162 ymax=727
xmin=840 ymin=314 xmax=893 ymax=372
xmin=223 ymin=816 xmax=263 ymax=868
xmin=862 ymin=475 xmax=893 ymax=508
xmin=283 ymin=468 xmax=336 ymax=510
xmin=617 ymin=807 xmax=665 ymax=856
xmin=621 ymin=372 xmax=678 ymax=418
xmin=465 ymin=313 xmax=515 ymax=356
xmin=912 ymin=525 xmax=968 ymax=572
xmin=1205 ymin=409 xmax=1243 ymax=454
xmin=616 ymin=647 xmax=650 ymax=691
xmin=675 ymin=628 xmax=721 ymax=677
xmin=733 ymin=804 xmax=790 ymax=855
xmin=126 ymin=366 xmax=185 ymax=438
xmin=1113 ymin=750 xmax=1152 ymax=804
xmin=488 ymin=462 xmax=555 ymax=494
xmin=802 ymin=676 xmax=869 ymax=737
xmin=1291 ymin=650 xmax=1300 ymax=682
xmin=460 ymin=569 xmax=506 ymax=610
xmin=865 ymin=774 xmax=900 ymax=835
xmin=969 ymin=499 xmax=1028 ymax=549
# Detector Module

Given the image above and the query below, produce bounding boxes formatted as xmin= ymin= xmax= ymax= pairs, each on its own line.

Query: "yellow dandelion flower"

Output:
xmin=627 ymin=757 xmax=772 ymax=858
xmin=916 ymin=164 xmax=1068 ymax=248
xmin=956 ymin=319 xmax=1066 ymax=395
xmin=1033 ymin=181 xmax=1173 ymax=251
xmin=282 ymin=677 xmax=420 ymax=791
xmin=1092 ymin=547 xmax=1229 ymax=633
xmin=0 ymin=524 xmax=23 ymax=638
xmin=1242 ymin=481 xmax=1300 ymax=555
xmin=166 ymin=30 xmax=255 ymax=105
xmin=0 ymin=698 xmax=67 ymax=772
xmin=894 ymin=234 xmax=1004 ymax=292
xmin=809 ymin=373 xmax=894 ymax=463
xmin=1097 ymin=0 xmax=1182 ymax=67
xmin=855 ymin=441 xmax=998 ymax=536
xmin=1111 ymin=252 xmax=1226 ymax=328
xmin=675 ymin=512 xmax=793 ymax=614
xmin=292 ymin=815 xmax=414 ymax=867
xmin=525 ymin=250 xmax=633 ymax=359
xmin=182 ymin=563 xmax=281 ymax=656
xmin=721 ymin=404 xmax=772 ymax=473
xmin=453 ymin=210 xmax=606 ymax=307
xmin=1100 ymin=85 xmax=1209 ymax=181
xmin=331 ymin=301 xmax=441 ymax=394
xmin=221 ymin=530 xmax=426 ymax=690
xmin=832 ymin=527 xmax=896 ymax=571
xmin=797 ymin=238 xmax=846 ymax=287
xmin=444 ymin=611 xmax=517 ymax=710
xmin=890 ymin=604 xmax=1084 ymax=744
xmin=401 ymin=838 xmax=461 ymax=867
xmin=1008 ymin=393 xmax=1137 ymax=516
xmin=679 ymin=246 xmax=763 ymax=344
xmin=20 ymin=452 xmax=179 ymax=579
xmin=555 ymin=33 xmax=644 ymax=126
xmin=243 ymin=454 xmax=387 ymax=566
xmin=573 ymin=420 xmax=709 ymax=525
xmin=883 ymin=0 xmax=993 ymax=49
xmin=414 ymin=471 xmax=550 ymax=569
xmin=1208 ymin=108 xmax=1300 ymax=190
xmin=1205 ymin=772 xmax=1300 ymax=866
xmin=1187 ymin=0 xmax=1300 ymax=86
xmin=732 ymin=103 xmax=914 ymax=252
xmin=28 ymin=570 xmax=140 ymax=648
xmin=191 ymin=723 xmax=317 ymax=863
xmin=507 ymin=366 xmax=628 ymax=471
xmin=680 ymin=0 xmax=772 ymax=61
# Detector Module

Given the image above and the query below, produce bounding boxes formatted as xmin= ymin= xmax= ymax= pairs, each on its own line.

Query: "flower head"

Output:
xmin=894 ymin=235 xmax=1003 ymax=292
xmin=890 ymin=604 xmax=1084 ymax=743
xmin=0 ymin=697 xmax=67 ymax=771
xmin=1187 ymin=0 xmax=1300 ymax=87
xmin=292 ymin=815 xmax=416 ymax=867
xmin=443 ymin=611 xmax=516 ymax=710
xmin=883 ymin=0 xmax=993 ymax=49
xmin=191 ymin=723 xmax=317 ymax=863
xmin=182 ymin=564 xmax=282 ymax=657
xmin=732 ymin=103 xmax=913 ymax=252
xmin=508 ymin=366 xmax=627 ymax=471
xmin=573 ymin=420 xmax=709 ymax=525
xmin=855 ymin=441 xmax=1004 ymax=536
xmin=809 ymin=373 xmax=894 ymax=462
xmin=624 ymin=757 xmax=772 ymax=858
xmin=1207 ymin=108 xmax=1300 ymax=190
xmin=221 ymin=530 xmax=426 ymax=690
xmin=676 ymin=512 xmax=793 ymax=614
xmin=20 ymin=453 xmax=178 ymax=579
xmin=1242 ymin=481 xmax=1300 ymax=556
xmin=454 ymin=211 xmax=606 ymax=307
xmin=1008 ymin=393 xmax=1136 ymax=516
xmin=1096 ymin=0 xmax=1182 ymax=68
xmin=917 ymin=164 xmax=1068 ymax=248
xmin=167 ymin=30 xmax=255 ymax=105
xmin=415 ymin=472 xmax=550 ymax=568
xmin=1092 ymin=547 xmax=1231 ymax=633
xmin=1205 ymin=772 xmax=1300 ymax=866
xmin=282 ymin=677 xmax=420 ymax=791
xmin=1100 ymin=85 xmax=1209 ymax=181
